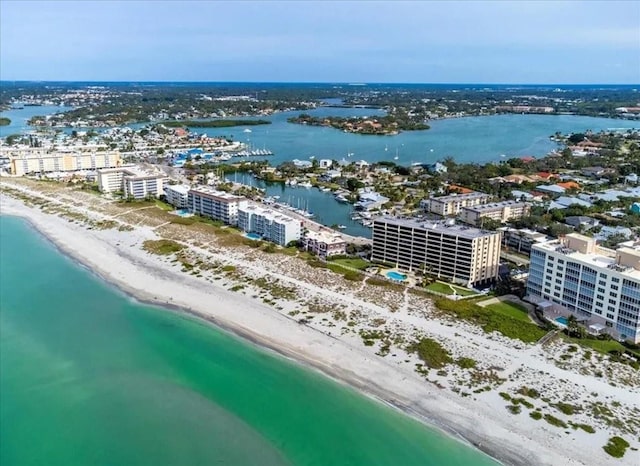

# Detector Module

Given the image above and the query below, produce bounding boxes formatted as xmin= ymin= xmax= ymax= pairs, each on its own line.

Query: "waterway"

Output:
xmin=0 ymin=215 xmax=499 ymax=466
xmin=0 ymin=105 xmax=74 ymax=136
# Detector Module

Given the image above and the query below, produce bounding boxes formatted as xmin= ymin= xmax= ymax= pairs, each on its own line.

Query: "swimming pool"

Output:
xmin=555 ymin=316 xmax=568 ymax=325
xmin=176 ymin=209 xmax=191 ymax=217
xmin=244 ymin=232 xmax=262 ymax=240
xmin=386 ymin=271 xmax=407 ymax=281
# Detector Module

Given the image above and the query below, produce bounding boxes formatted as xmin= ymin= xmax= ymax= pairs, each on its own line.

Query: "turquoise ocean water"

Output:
xmin=0 ymin=215 xmax=499 ymax=466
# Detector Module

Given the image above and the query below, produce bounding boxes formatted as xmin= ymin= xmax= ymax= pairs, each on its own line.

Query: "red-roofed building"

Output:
xmin=520 ymin=156 xmax=536 ymax=163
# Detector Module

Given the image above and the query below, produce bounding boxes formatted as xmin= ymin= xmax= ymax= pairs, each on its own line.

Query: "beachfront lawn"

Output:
xmin=426 ymin=282 xmax=477 ymax=296
xmin=329 ymin=258 xmax=370 ymax=270
xmin=484 ymin=301 xmax=531 ymax=323
xmin=433 ymin=297 xmax=547 ymax=343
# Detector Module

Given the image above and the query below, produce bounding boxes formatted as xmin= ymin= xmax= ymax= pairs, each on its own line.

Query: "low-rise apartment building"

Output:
xmin=164 ymin=184 xmax=190 ymax=209
xmin=187 ymin=187 xmax=247 ymax=225
xmin=372 ymin=217 xmax=501 ymax=286
xmin=422 ymin=192 xmax=492 ymax=217
xmin=97 ymin=167 xmax=168 ymax=199
xmin=10 ymin=151 xmax=122 ymax=176
xmin=303 ymin=230 xmax=347 ymax=259
xmin=498 ymin=227 xmax=551 ymax=255
xmin=238 ymin=204 xmax=301 ymax=246
xmin=460 ymin=200 xmax=532 ymax=226
xmin=526 ymin=233 xmax=640 ymax=343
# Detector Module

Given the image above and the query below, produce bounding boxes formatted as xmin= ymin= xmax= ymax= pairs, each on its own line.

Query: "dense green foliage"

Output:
xmin=603 ymin=436 xmax=630 ymax=458
xmin=406 ymin=337 xmax=452 ymax=369
xmin=0 ymin=117 xmax=10 ymax=126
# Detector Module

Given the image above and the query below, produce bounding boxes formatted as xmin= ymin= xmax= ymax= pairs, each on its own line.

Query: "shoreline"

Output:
xmin=1 ymin=185 xmax=637 ymax=466
xmin=4 ymin=210 xmax=504 ymax=465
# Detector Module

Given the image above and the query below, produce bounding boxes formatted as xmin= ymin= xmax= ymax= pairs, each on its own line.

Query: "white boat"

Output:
xmin=298 ymin=181 xmax=312 ymax=188
xmin=243 ymin=128 xmax=252 ymax=133
xmin=338 ymin=225 xmax=347 ymax=229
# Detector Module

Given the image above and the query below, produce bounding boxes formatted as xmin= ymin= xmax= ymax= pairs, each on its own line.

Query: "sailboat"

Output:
xmin=384 ymin=144 xmax=388 ymax=152
xmin=394 ymin=148 xmax=399 ymax=161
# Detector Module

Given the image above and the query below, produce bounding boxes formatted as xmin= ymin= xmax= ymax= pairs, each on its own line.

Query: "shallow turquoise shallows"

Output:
xmin=0 ymin=216 xmax=499 ymax=466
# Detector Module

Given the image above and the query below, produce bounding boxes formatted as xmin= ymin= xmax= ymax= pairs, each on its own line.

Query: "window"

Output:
xmin=611 ymin=284 xmax=619 ymax=291
xmin=607 ymin=313 xmax=614 ymax=320
xmin=612 ymin=277 xmax=620 ymax=283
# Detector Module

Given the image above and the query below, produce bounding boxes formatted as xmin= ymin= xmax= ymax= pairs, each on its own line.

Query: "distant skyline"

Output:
xmin=1 ymin=0 xmax=639 ymax=84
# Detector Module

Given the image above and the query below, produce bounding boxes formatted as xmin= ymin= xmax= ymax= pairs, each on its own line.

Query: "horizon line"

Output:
xmin=1 ymin=80 xmax=639 ymax=86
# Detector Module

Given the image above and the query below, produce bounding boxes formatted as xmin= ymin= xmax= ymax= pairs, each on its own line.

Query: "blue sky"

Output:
xmin=1 ymin=0 xmax=638 ymax=83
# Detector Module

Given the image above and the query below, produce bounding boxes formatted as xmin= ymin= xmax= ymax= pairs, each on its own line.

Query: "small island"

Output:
xmin=0 ymin=117 xmax=11 ymax=126
xmin=163 ymin=119 xmax=271 ymax=128
xmin=287 ymin=113 xmax=429 ymax=135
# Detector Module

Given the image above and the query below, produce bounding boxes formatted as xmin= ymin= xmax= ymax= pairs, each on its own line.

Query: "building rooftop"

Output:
xmin=430 ymin=191 xmax=490 ymax=202
xmin=304 ymin=229 xmax=346 ymax=245
xmin=534 ymin=234 xmax=640 ymax=279
xmin=189 ymin=186 xmax=246 ymax=201
xmin=241 ymin=204 xmax=300 ymax=225
xmin=463 ymin=200 xmax=531 ymax=213
xmin=375 ymin=217 xmax=498 ymax=240
xmin=165 ymin=184 xmax=190 ymax=195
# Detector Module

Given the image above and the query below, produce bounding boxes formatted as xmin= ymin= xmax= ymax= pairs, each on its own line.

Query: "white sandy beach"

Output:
xmin=1 ymin=183 xmax=638 ymax=466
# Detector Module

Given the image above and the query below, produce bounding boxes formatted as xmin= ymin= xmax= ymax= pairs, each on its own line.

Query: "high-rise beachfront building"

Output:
xmin=371 ymin=217 xmax=501 ymax=286
xmin=97 ymin=167 xmax=168 ymax=199
xmin=237 ymin=204 xmax=301 ymax=246
xmin=9 ymin=151 xmax=122 ymax=176
xmin=526 ymin=233 xmax=640 ymax=343
xmin=187 ymin=187 xmax=247 ymax=226
xmin=164 ymin=184 xmax=190 ymax=209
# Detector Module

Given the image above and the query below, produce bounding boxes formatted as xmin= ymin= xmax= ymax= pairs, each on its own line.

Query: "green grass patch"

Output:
xmin=433 ymin=297 xmax=547 ymax=343
xmin=142 ymin=239 xmax=184 ymax=255
xmin=603 ymin=436 xmax=630 ymax=458
xmin=517 ymin=386 xmax=540 ymax=399
xmin=554 ymin=402 xmax=579 ymax=416
xmin=529 ymin=411 xmax=542 ymax=420
xmin=484 ymin=301 xmax=531 ymax=323
xmin=543 ymin=414 xmax=567 ymax=428
xmin=407 ymin=337 xmax=452 ymax=369
xmin=426 ymin=282 xmax=477 ymax=296
xmin=329 ymin=257 xmax=370 ymax=270
xmin=455 ymin=357 xmax=477 ymax=369
xmin=221 ymin=265 xmax=236 ymax=272
xmin=155 ymin=199 xmax=174 ymax=211
xmin=569 ymin=422 xmax=595 ymax=434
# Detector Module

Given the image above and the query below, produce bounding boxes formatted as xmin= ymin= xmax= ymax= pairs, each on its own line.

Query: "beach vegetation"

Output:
xmin=529 ymin=411 xmax=542 ymax=420
xmin=0 ymin=117 xmax=11 ymax=126
xmin=506 ymin=405 xmax=521 ymax=415
xmin=569 ymin=422 xmax=595 ymax=434
xmin=432 ymin=297 xmax=546 ymax=343
xmin=143 ymin=239 xmax=184 ymax=255
xmin=554 ymin=402 xmax=580 ymax=416
xmin=328 ymin=257 xmax=370 ymax=270
xmin=483 ymin=301 xmax=531 ymax=323
xmin=517 ymin=386 xmax=540 ymax=399
xmin=543 ymin=414 xmax=568 ymax=428
xmin=603 ymin=436 xmax=630 ymax=458
xmin=407 ymin=337 xmax=452 ymax=369
xmin=455 ymin=357 xmax=477 ymax=369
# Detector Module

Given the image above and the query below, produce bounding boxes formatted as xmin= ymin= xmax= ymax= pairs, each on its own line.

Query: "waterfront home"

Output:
xmin=303 ymin=230 xmax=347 ymax=259
xmin=355 ymin=191 xmax=390 ymax=211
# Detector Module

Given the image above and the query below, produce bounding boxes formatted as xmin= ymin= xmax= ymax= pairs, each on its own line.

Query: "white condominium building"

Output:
xmin=526 ymin=233 xmax=640 ymax=343
xmin=422 ymin=192 xmax=492 ymax=217
xmin=97 ymin=167 xmax=168 ymax=199
xmin=238 ymin=204 xmax=301 ymax=246
xmin=303 ymin=230 xmax=347 ymax=259
xmin=10 ymin=151 xmax=122 ymax=176
xmin=372 ymin=217 xmax=501 ymax=286
xmin=164 ymin=184 xmax=190 ymax=209
xmin=460 ymin=200 xmax=532 ymax=226
xmin=187 ymin=187 xmax=247 ymax=225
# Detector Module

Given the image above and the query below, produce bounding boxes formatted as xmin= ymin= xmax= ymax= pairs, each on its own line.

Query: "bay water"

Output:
xmin=0 ymin=215 xmax=499 ymax=466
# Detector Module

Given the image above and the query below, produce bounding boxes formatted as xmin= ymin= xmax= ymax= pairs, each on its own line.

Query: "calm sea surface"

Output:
xmin=0 ymin=216 xmax=499 ymax=466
